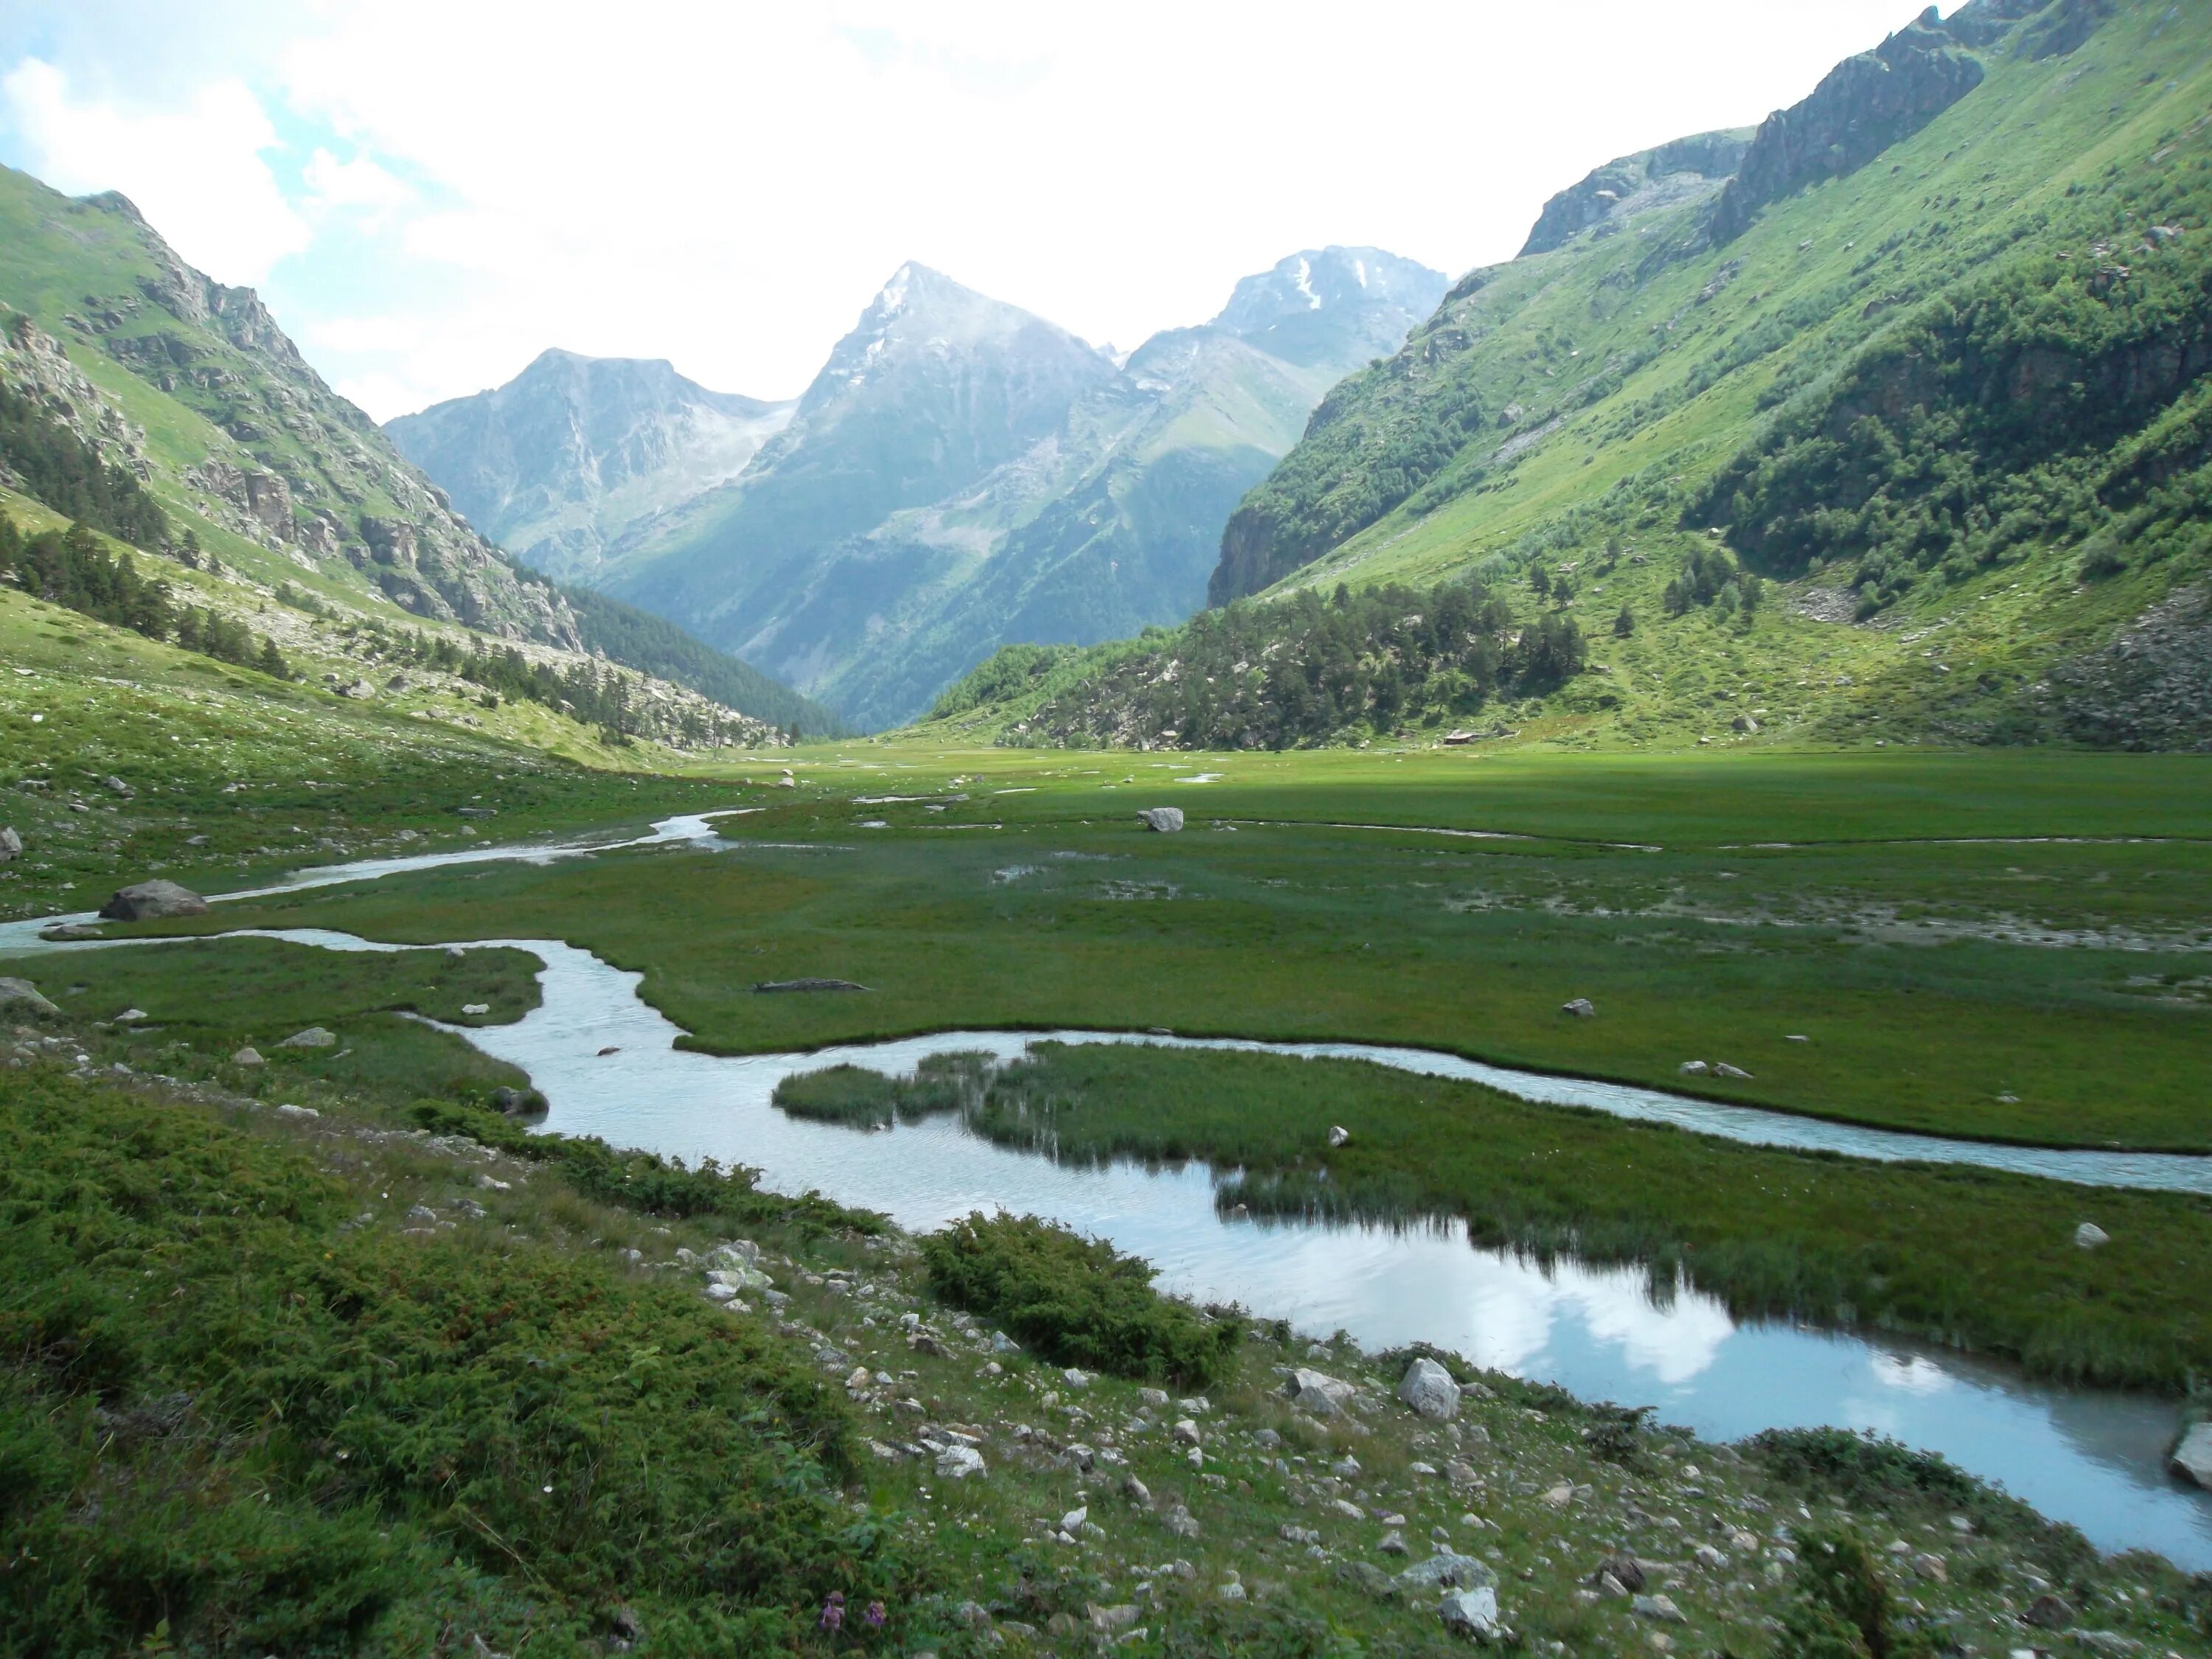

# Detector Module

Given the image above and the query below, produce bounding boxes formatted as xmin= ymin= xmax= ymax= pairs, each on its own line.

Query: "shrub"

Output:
xmin=920 ymin=1212 xmax=1241 ymax=1386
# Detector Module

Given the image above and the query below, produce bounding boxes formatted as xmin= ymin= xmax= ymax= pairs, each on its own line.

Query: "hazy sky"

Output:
xmin=0 ymin=1 xmax=1930 ymax=420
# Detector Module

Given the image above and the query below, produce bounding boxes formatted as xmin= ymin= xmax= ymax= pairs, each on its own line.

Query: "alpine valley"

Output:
xmin=7 ymin=3 xmax=2212 ymax=1656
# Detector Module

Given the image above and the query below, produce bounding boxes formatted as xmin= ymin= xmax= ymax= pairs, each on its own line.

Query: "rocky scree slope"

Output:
xmin=385 ymin=347 xmax=795 ymax=585
xmin=1007 ymin=0 xmax=2212 ymax=753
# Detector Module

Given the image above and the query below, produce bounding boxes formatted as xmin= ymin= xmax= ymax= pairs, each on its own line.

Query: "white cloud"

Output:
xmin=1 ymin=57 xmax=310 ymax=284
xmin=301 ymin=146 xmax=411 ymax=222
xmin=4 ymin=1 xmax=1935 ymax=417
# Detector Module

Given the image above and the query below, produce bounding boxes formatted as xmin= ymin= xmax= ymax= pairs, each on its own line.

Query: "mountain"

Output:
xmin=385 ymin=350 xmax=794 ymax=584
xmin=469 ymin=251 xmax=1443 ymax=727
xmin=935 ymin=0 xmax=2212 ymax=752
xmin=0 ymin=161 xmax=835 ymax=746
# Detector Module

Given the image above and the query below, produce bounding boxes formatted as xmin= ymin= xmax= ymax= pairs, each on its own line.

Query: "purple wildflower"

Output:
xmin=864 ymin=1600 xmax=886 ymax=1628
xmin=818 ymin=1590 xmax=846 ymax=1632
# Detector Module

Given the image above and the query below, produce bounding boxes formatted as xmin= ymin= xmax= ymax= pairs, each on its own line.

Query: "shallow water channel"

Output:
xmin=6 ymin=811 xmax=2210 ymax=1566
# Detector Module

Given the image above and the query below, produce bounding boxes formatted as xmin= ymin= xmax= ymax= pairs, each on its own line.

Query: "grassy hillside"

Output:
xmin=0 ymin=164 xmax=824 ymax=746
xmin=936 ymin=0 xmax=2212 ymax=752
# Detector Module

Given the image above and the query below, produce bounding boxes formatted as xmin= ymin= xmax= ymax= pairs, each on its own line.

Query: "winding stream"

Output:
xmin=4 ymin=811 xmax=2210 ymax=1565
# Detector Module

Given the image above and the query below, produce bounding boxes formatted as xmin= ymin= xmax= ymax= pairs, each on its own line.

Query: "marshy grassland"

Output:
xmin=160 ymin=744 xmax=2212 ymax=1151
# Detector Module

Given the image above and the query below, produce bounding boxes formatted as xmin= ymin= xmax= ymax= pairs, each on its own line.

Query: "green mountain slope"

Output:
xmin=0 ymin=163 xmax=830 ymax=745
xmin=942 ymin=0 xmax=2212 ymax=751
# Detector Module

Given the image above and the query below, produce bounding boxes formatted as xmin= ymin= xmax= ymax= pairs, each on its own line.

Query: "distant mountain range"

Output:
xmin=389 ymin=248 xmax=1445 ymax=727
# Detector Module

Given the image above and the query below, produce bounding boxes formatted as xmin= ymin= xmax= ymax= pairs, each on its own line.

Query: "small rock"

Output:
xmin=232 ymin=1046 xmax=265 ymax=1066
xmin=1378 ymin=1529 xmax=1409 ymax=1556
xmin=100 ymin=880 xmax=209 ymax=921
xmin=1327 ymin=1124 xmax=1352 ymax=1147
xmin=1543 ymin=1483 xmax=1573 ymax=1508
xmin=1138 ymin=1386 xmax=1169 ymax=1407
xmin=1060 ymin=1506 xmax=1088 ymax=1533
xmin=2169 ymin=1422 xmax=2212 ymax=1489
xmin=274 ymin=1103 xmax=319 ymax=1119
xmin=1164 ymin=1504 xmax=1200 ymax=1538
xmin=105 ymin=775 xmax=133 ymax=796
xmin=1122 ymin=1475 xmax=1151 ymax=1505
xmin=278 ymin=1026 xmax=337 ymax=1048
xmin=2075 ymin=1222 xmax=2110 ymax=1249
xmin=1138 ymin=807 xmax=1184 ymax=833
xmin=0 ymin=826 xmax=21 ymax=861
xmin=1062 ymin=1367 xmax=1091 ymax=1388
xmin=1172 ymin=1418 xmax=1201 ymax=1445
xmin=462 ymin=1002 xmax=490 ymax=1016
xmin=1438 ymin=1584 xmax=1503 ymax=1642
xmin=1398 ymin=1357 xmax=1461 ymax=1422
xmin=1088 ymin=1604 xmax=1140 ymax=1635
xmin=1678 ymin=1060 xmax=1710 ymax=1076
xmin=1714 ymin=1062 xmax=1753 ymax=1079
xmin=1912 ymin=1553 xmax=1947 ymax=1582
xmin=2021 ymin=1593 xmax=2073 ymax=1630
xmin=1399 ymin=1551 xmax=1494 ymax=1592
xmin=1560 ymin=998 xmax=1596 ymax=1018
xmin=1596 ymin=1555 xmax=1646 ymax=1593
xmin=933 ymin=1444 xmax=986 ymax=1481
xmin=1632 ymin=1593 xmax=1685 ymax=1622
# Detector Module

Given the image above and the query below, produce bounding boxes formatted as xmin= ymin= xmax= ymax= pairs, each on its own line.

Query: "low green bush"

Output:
xmin=771 ymin=1052 xmax=992 ymax=1130
xmin=920 ymin=1212 xmax=1241 ymax=1388
xmin=1 ymin=1071 xmax=915 ymax=1653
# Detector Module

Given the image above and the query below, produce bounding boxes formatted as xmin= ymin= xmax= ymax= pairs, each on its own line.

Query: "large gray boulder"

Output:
xmin=100 ymin=880 xmax=209 ymax=921
xmin=1138 ymin=807 xmax=1184 ymax=833
xmin=0 ymin=976 xmax=60 ymax=1016
xmin=2171 ymin=1422 xmax=2212 ymax=1490
xmin=278 ymin=1027 xmax=338 ymax=1049
xmin=1283 ymin=1367 xmax=1358 ymax=1416
xmin=1398 ymin=1357 xmax=1461 ymax=1422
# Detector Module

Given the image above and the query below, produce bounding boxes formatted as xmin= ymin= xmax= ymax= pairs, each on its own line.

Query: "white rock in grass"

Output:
xmin=934 ymin=1444 xmax=986 ymax=1480
xmin=1138 ymin=807 xmax=1184 ymax=832
xmin=279 ymin=1027 xmax=337 ymax=1048
xmin=2168 ymin=1423 xmax=2212 ymax=1490
xmin=2075 ymin=1222 xmax=2110 ymax=1250
xmin=1399 ymin=1357 xmax=1461 ymax=1421
xmin=1438 ymin=1584 xmax=1502 ymax=1641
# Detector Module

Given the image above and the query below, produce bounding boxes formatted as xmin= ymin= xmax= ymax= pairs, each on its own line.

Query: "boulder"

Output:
xmin=1327 ymin=1124 xmax=1352 ymax=1148
xmin=1594 ymin=1554 xmax=1646 ymax=1593
xmin=1138 ymin=807 xmax=1184 ymax=833
xmin=1399 ymin=1551 xmax=1494 ymax=1593
xmin=1398 ymin=1357 xmax=1461 ymax=1422
xmin=1284 ymin=1368 xmax=1358 ymax=1416
xmin=0 ymin=825 xmax=21 ymax=860
xmin=1678 ymin=1060 xmax=1711 ymax=1076
xmin=934 ymin=1444 xmax=986 ymax=1481
xmin=1560 ymin=998 xmax=1595 ymax=1018
xmin=2022 ymin=1593 xmax=2073 ymax=1630
xmin=1631 ymin=1593 xmax=1685 ymax=1622
xmin=100 ymin=880 xmax=209 ymax=921
xmin=2168 ymin=1422 xmax=2212 ymax=1490
xmin=2074 ymin=1222 xmax=2110 ymax=1250
xmin=1437 ymin=1584 xmax=1503 ymax=1642
xmin=0 ymin=976 xmax=60 ymax=1016
xmin=231 ymin=1046 xmax=265 ymax=1066
xmin=105 ymin=774 xmax=133 ymax=796
xmin=1714 ymin=1062 xmax=1753 ymax=1079
xmin=279 ymin=1026 xmax=337 ymax=1048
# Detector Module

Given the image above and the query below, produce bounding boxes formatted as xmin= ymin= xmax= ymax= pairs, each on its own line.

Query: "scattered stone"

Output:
xmin=2021 ymin=1593 xmax=2073 ymax=1630
xmin=278 ymin=1026 xmax=337 ymax=1048
xmin=933 ymin=1444 xmax=986 ymax=1481
xmin=104 ymin=774 xmax=133 ymax=796
xmin=1632 ymin=1593 xmax=1685 ymax=1623
xmin=1398 ymin=1357 xmax=1461 ymax=1422
xmin=1378 ymin=1529 xmax=1409 ymax=1556
xmin=1088 ymin=1604 xmax=1140 ymax=1635
xmin=1328 ymin=1124 xmax=1352 ymax=1147
xmin=115 ymin=1008 xmax=147 ymax=1023
xmin=1732 ymin=714 xmax=1760 ymax=734
xmin=1595 ymin=1555 xmax=1647 ymax=1593
xmin=100 ymin=880 xmax=209 ymax=921
xmin=274 ymin=1103 xmax=319 ymax=1119
xmin=1399 ymin=1551 xmax=1494 ymax=1593
xmin=1062 ymin=1367 xmax=1091 ymax=1388
xmin=232 ymin=1046 xmax=265 ymax=1066
xmin=1138 ymin=807 xmax=1184 ymax=833
xmin=1122 ymin=1475 xmax=1151 ymax=1505
xmin=1139 ymin=1386 xmax=1169 ymax=1407
xmin=462 ymin=1002 xmax=490 ymax=1015
xmin=1560 ymin=998 xmax=1596 ymax=1018
xmin=1678 ymin=1060 xmax=1711 ymax=1076
xmin=1164 ymin=1504 xmax=1200 ymax=1538
xmin=40 ymin=924 xmax=102 ymax=941
xmin=1438 ymin=1584 xmax=1503 ymax=1642
xmin=1172 ymin=1418 xmax=1201 ymax=1445
xmin=1284 ymin=1368 xmax=1358 ymax=1415
xmin=0 ymin=978 xmax=60 ymax=1017
xmin=2168 ymin=1422 xmax=2212 ymax=1490
xmin=2074 ymin=1222 xmax=2110 ymax=1249
xmin=1714 ymin=1062 xmax=1753 ymax=1079
xmin=1060 ymin=1506 xmax=1088 ymax=1534
xmin=0 ymin=826 xmax=20 ymax=861
xmin=1338 ymin=1561 xmax=1400 ymax=1600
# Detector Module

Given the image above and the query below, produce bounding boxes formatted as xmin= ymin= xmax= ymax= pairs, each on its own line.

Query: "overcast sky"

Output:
xmin=0 ymin=1 xmax=1930 ymax=421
